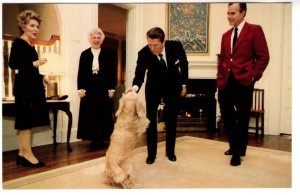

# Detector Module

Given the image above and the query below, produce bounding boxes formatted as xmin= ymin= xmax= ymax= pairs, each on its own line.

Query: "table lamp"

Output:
xmin=39 ymin=52 xmax=65 ymax=99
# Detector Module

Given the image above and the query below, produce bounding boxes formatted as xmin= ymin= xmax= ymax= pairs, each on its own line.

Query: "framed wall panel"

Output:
xmin=168 ymin=3 xmax=209 ymax=54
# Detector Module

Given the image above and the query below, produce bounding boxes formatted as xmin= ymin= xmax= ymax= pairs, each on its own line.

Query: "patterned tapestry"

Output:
xmin=168 ymin=3 xmax=208 ymax=54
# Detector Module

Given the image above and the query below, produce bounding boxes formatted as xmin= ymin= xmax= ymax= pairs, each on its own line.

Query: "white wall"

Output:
xmin=57 ymin=4 xmax=99 ymax=142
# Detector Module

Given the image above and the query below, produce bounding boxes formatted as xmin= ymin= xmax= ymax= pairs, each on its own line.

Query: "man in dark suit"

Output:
xmin=128 ymin=27 xmax=188 ymax=164
xmin=217 ymin=3 xmax=270 ymax=166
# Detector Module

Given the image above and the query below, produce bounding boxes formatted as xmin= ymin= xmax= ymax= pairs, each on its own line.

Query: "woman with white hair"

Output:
xmin=77 ymin=27 xmax=117 ymax=149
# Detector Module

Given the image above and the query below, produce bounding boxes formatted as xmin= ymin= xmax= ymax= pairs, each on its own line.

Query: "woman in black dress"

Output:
xmin=77 ymin=27 xmax=116 ymax=149
xmin=9 ymin=10 xmax=49 ymax=167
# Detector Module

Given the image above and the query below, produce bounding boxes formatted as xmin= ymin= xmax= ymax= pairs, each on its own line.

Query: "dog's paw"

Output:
xmin=121 ymin=178 xmax=135 ymax=189
xmin=114 ymin=173 xmax=129 ymax=183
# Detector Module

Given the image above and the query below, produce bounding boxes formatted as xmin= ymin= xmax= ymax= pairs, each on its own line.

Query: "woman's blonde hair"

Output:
xmin=88 ymin=27 xmax=105 ymax=42
xmin=17 ymin=10 xmax=42 ymax=34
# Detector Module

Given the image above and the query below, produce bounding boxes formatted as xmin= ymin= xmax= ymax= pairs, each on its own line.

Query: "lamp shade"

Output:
xmin=39 ymin=52 xmax=65 ymax=75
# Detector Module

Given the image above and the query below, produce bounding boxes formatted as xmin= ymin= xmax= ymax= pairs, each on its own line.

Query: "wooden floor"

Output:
xmin=2 ymin=131 xmax=292 ymax=182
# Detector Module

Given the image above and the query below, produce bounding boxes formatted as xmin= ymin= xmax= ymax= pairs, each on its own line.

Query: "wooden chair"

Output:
xmin=249 ymin=88 xmax=265 ymax=136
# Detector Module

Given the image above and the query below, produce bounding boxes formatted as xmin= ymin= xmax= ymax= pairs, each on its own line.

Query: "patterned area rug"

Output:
xmin=3 ymin=136 xmax=291 ymax=189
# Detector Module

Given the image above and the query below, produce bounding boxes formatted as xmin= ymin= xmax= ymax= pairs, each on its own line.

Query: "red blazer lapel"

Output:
xmin=233 ymin=22 xmax=250 ymax=52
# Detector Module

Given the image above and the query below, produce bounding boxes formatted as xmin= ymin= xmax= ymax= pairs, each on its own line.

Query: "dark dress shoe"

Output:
xmin=167 ymin=154 xmax=177 ymax=162
xmin=21 ymin=157 xmax=45 ymax=168
xmin=230 ymin=155 xmax=241 ymax=166
xmin=224 ymin=149 xmax=233 ymax=155
xmin=146 ymin=156 xmax=155 ymax=164
xmin=16 ymin=155 xmax=24 ymax=166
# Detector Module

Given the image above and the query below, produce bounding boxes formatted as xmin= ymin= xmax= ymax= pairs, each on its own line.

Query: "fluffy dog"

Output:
xmin=103 ymin=91 xmax=150 ymax=189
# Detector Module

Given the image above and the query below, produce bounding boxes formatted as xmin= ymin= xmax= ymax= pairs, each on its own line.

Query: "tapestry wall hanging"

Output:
xmin=168 ymin=3 xmax=209 ymax=54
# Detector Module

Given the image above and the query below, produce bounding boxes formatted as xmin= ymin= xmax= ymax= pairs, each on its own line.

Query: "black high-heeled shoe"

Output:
xmin=21 ymin=157 xmax=46 ymax=168
xmin=16 ymin=155 xmax=24 ymax=166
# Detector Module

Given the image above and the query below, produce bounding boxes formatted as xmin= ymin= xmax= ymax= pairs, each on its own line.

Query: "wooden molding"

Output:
xmin=2 ymin=34 xmax=60 ymax=46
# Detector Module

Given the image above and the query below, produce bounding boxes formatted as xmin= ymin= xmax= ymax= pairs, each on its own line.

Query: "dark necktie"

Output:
xmin=159 ymin=54 xmax=168 ymax=72
xmin=233 ymin=27 xmax=238 ymax=48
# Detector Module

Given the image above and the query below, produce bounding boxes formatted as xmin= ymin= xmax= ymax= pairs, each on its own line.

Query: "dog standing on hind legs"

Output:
xmin=103 ymin=91 xmax=150 ymax=188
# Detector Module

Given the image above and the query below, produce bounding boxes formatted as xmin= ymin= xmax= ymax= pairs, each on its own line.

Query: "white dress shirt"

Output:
xmin=91 ymin=48 xmax=100 ymax=74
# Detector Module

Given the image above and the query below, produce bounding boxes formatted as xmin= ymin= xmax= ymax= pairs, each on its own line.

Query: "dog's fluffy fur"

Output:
xmin=103 ymin=91 xmax=150 ymax=188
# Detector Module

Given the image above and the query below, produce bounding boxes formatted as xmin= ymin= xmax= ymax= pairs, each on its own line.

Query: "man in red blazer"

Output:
xmin=217 ymin=3 xmax=269 ymax=166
